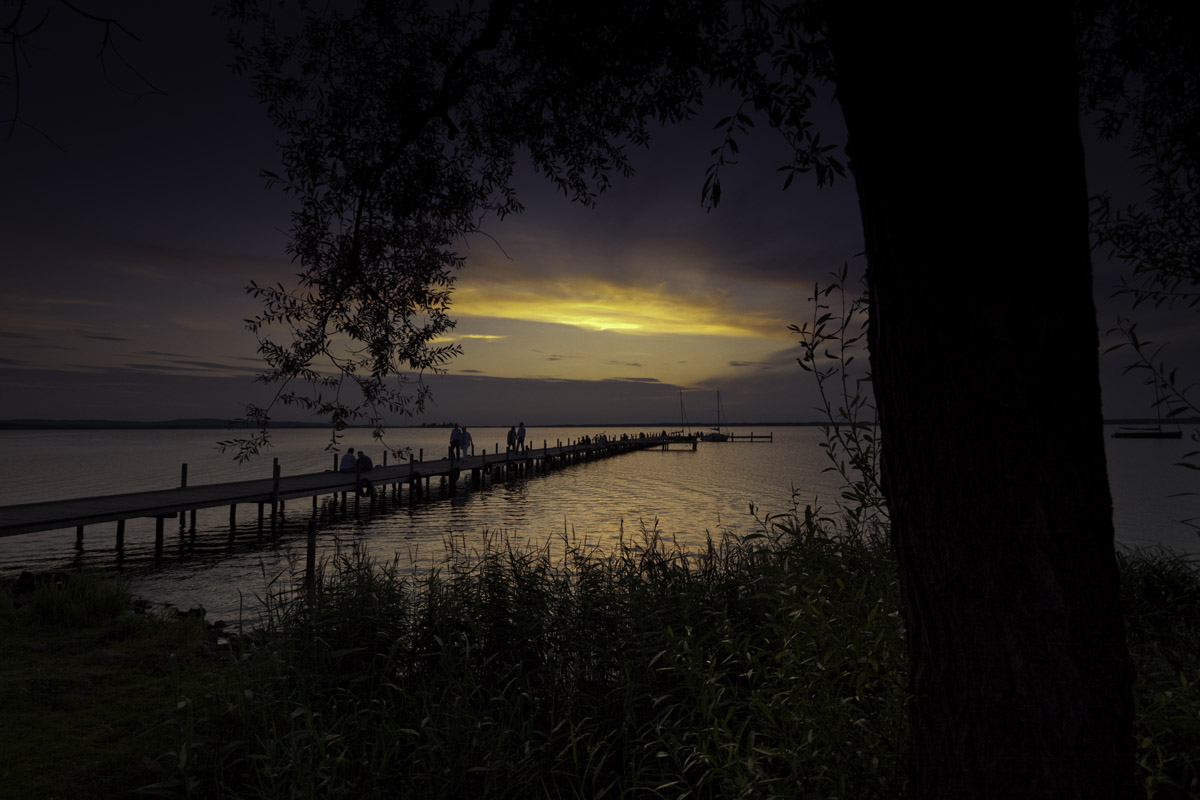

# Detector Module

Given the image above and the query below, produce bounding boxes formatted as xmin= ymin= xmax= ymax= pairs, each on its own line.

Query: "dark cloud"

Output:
xmin=83 ymin=334 xmax=129 ymax=342
xmin=118 ymin=360 xmax=259 ymax=375
xmin=0 ymin=331 xmax=35 ymax=339
xmin=0 ymin=367 xmax=269 ymax=421
xmin=0 ymin=357 xmax=29 ymax=366
xmin=170 ymin=359 xmax=253 ymax=371
xmin=603 ymin=377 xmax=661 ymax=384
xmin=121 ymin=363 xmax=179 ymax=373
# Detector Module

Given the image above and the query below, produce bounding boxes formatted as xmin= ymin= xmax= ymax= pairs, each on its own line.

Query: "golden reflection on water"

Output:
xmin=0 ymin=426 xmax=1195 ymax=618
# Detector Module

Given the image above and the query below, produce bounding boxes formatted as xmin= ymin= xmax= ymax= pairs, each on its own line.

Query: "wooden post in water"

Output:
xmin=229 ymin=505 xmax=237 ymax=540
xmin=180 ymin=464 xmax=188 ymax=532
xmin=354 ymin=462 xmax=361 ymax=514
xmin=116 ymin=519 xmax=125 ymax=551
xmin=257 ymin=503 xmax=265 ymax=535
xmin=155 ymin=516 xmax=165 ymax=560
xmin=76 ymin=525 xmax=83 ymax=550
xmin=271 ymin=459 xmax=281 ymax=531
xmin=306 ymin=518 xmax=317 ymax=607
xmin=409 ymin=455 xmax=417 ymax=504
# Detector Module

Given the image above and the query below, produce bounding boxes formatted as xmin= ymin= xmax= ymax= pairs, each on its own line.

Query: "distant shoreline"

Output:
xmin=0 ymin=418 xmax=826 ymax=431
xmin=1 ymin=418 xmax=1195 ymax=431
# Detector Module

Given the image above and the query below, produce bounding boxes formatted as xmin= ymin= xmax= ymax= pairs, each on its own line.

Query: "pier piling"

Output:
xmin=0 ymin=435 xmax=701 ymax=556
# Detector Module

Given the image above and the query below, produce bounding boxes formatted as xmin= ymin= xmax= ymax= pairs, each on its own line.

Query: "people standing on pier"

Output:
xmin=449 ymin=425 xmax=462 ymax=460
xmin=340 ymin=448 xmax=357 ymax=471
xmin=461 ymin=426 xmax=474 ymax=457
xmin=517 ymin=422 xmax=526 ymax=450
xmin=507 ymin=426 xmax=517 ymax=452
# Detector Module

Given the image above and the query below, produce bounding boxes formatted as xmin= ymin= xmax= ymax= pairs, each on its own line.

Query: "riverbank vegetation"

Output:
xmin=3 ymin=508 xmax=1197 ymax=798
xmin=0 ymin=572 xmax=210 ymax=797
xmin=171 ymin=514 xmax=907 ymax=799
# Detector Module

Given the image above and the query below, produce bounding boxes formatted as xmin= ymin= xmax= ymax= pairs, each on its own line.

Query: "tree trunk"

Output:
xmin=826 ymin=5 xmax=1134 ymax=798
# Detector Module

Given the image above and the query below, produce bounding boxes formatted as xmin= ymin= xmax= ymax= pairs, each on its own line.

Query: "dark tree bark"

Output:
xmin=826 ymin=4 xmax=1134 ymax=798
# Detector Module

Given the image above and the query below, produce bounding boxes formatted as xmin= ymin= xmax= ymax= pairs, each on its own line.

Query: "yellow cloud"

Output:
xmin=452 ymin=276 xmax=790 ymax=339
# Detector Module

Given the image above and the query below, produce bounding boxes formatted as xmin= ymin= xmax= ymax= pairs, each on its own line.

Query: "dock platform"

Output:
xmin=0 ymin=436 xmax=678 ymax=556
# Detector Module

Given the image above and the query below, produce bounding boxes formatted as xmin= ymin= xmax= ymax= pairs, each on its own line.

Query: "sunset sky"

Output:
xmin=0 ymin=2 xmax=1190 ymax=426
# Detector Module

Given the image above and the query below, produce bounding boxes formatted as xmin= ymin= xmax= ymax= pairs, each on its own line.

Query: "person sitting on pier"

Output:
xmin=340 ymin=448 xmax=357 ymax=471
xmin=356 ymin=451 xmax=373 ymax=471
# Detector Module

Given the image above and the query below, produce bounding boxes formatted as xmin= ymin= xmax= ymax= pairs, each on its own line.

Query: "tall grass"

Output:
xmin=1119 ymin=549 xmax=1200 ymax=798
xmin=28 ymin=571 xmax=129 ymax=626
xmin=166 ymin=511 xmax=1200 ymax=799
xmin=174 ymin=513 xmax=907 ymax=798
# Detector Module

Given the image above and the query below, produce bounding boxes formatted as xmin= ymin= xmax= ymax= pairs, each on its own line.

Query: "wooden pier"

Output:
xmin=0 ymin=435 xmax=681 ymax=558
xmin=727 ymin=432 xmax=773 ymax=442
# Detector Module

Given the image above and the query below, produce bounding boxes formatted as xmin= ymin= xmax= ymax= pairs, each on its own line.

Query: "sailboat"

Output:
xmin=670 ymin=389 xmax=692 ymax=439
xmin=703 ymin=391 xmax=729 ymax=441
xmin=1111 ymin=383 xmax=1183 ymax=439
xmin=1112 ymin=424 xmax=1183 ymax=440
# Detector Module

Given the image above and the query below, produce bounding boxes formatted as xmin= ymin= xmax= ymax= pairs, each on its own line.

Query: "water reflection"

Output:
xmin=0 ymin=426 xmax=1196 ymax=618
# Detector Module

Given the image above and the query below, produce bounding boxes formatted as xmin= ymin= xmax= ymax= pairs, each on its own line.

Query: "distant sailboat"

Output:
xmin=1112 ymin=425 xmax=1183 ymax=440
xmin=703 ymin=391 xmax=729 ymax=441
xmin=1112 ymin=383 xmax=1184 ymax=439
xmin=671 ymin=390 xmax=692 ymax=438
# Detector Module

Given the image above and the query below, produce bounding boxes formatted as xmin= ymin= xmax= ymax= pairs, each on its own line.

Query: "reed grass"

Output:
xmin=172 ymin=512 xmax=908 ymax=798
xmin=3 ymin=515 xmax=1198 ymax=797
xmin=1118 ymin=549 xmax=1200 ymax=798
xmin=28 ymin=571 xmax=129 ymax=626
xmin=158 ymin=510 xmax=1200 ymax=799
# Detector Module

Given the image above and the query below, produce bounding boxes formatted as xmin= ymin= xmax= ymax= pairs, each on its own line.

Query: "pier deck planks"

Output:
xmin=0 ymin=438 xmax=669 ymax=538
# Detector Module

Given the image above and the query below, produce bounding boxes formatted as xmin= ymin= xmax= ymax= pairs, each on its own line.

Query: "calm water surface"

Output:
xmin=0 ymin=425 xmax=1195 ymax=619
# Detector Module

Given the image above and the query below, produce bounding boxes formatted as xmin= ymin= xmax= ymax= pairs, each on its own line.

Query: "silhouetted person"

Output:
xmin=461 ymin=426 xmax=473 ymax=456
xmin=449 ymin=424 xmax=462 ymax=460
xmin=517 ymin=422 xmax=526 ymax=449
xmin=356 ymin=451 xmax=373 ymax=471
xmin=507 ymin=426 xmax=517 ymax=452
xmin=340 ymin=448 xmax=357 ymax=471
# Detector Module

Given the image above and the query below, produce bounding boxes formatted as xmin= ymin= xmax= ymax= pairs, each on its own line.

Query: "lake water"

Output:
xmin=0 ymin=425 xmax=1196 ymax=619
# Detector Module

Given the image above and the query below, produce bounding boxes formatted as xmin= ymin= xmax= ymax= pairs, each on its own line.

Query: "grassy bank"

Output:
xmin=0 ymin=573 xmax=211 ymax=798
xmin=1 ymin=511 xmax=1198 ymax=798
